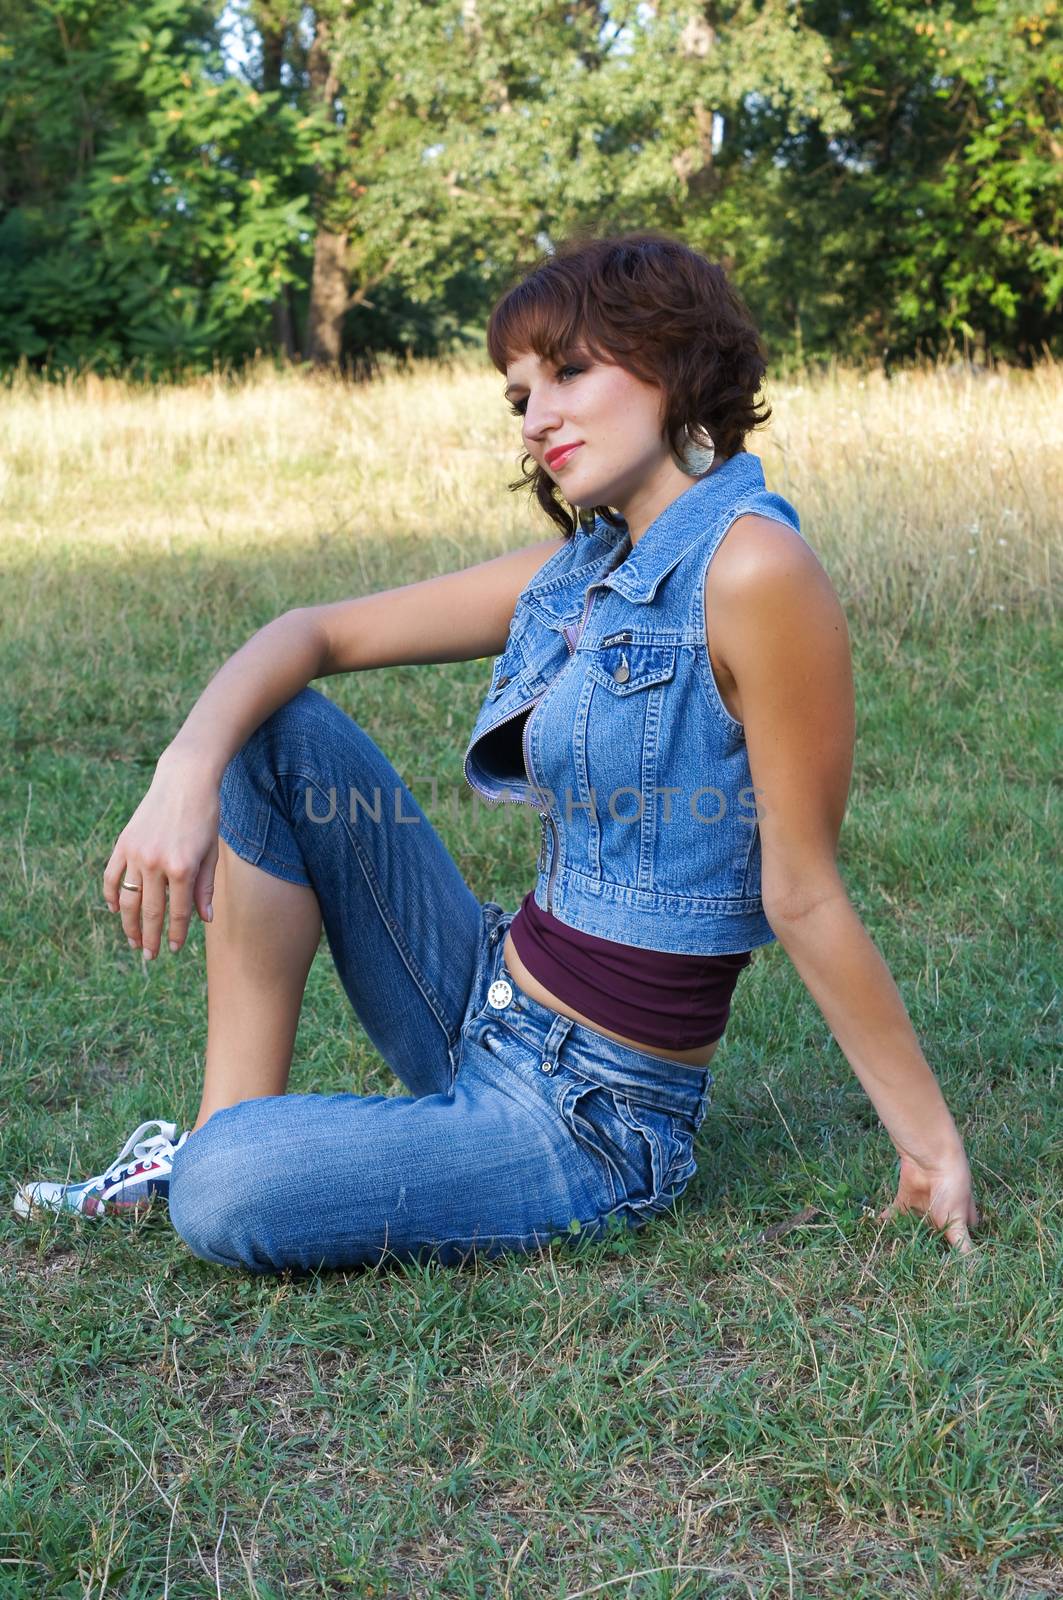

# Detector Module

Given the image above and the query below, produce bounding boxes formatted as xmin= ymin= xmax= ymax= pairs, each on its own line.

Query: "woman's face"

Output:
xmin=503 ymin=346 xmax=689 ymax=535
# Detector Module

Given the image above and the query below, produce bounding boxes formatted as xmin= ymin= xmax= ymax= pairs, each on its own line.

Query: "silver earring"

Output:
xmin=671 ymin=423 xmax=716 ymax=478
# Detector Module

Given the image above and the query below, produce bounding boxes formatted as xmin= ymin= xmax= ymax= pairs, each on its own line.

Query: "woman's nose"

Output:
xmin=522 ymin=395 xmax=563 ymax=443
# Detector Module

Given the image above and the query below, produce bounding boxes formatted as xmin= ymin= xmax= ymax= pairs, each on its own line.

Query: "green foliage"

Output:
xmin=650 ymin=0 xmax=1062 ymax=363
xmin=0 ymin=0 xmax=318 ymax=372
xmin=1 ymin=0 xmax=1059 ymax=371
xmin=795 ymin=0 xmax=1063 ymax=362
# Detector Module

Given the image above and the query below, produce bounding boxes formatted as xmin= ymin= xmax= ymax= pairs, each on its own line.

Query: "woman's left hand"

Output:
xmin=878 ymin=1146 xmax=980 ymax=1255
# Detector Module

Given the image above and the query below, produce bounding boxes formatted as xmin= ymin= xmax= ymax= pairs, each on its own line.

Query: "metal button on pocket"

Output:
xmin=487 ymin=979 xmax=514 ymax=1009
xmin=540 ymin=1059 xmax=555 ymax=1074
xmin=612 ymin=652 xmax=630 ymax=684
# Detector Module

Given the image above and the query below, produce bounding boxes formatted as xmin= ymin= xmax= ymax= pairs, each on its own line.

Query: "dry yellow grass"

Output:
xmin=1 ymin=354 xmax=1058 ymax=627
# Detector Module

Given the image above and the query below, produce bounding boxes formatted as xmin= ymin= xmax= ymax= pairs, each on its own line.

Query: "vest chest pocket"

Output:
xmin=586 ymin=643 xmax=677 ymax=697
xmin=487 ymin=635 xmax=528 ymax=699
xmin=487 ymin=607 xmax=573 ymax=701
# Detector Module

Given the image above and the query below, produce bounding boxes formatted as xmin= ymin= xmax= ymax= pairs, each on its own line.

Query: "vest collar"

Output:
xmin=599 ymin=450 xmax=766 ymax=605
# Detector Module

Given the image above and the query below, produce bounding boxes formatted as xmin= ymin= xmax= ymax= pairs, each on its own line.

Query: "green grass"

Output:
xmin=0 ymin=369 xmax=1060 ymax=1597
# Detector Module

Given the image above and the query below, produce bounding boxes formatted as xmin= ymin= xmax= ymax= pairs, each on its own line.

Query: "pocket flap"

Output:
xmin=587 ymin=644 xmax=677 ymax=697
xmin=487 ymin=637 xmax=526 ymax=698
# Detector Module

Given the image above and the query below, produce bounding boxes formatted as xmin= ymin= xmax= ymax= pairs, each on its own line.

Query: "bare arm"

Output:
xmin=104 ymin=534 xmax=566 ymax=957
xmin=708 ymin=515 xmax=978 ymax=1253
xmin=311 ymin=534 xmax=567 ymax=674
xmin=159 ymin=609 xmax=329 ymax=786
xmin=159 ymin=533 xmax=567 ymax=783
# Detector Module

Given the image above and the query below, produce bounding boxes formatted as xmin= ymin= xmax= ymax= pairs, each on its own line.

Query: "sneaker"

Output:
xmin=13 ymin=1119 xmax=190 ymax=1220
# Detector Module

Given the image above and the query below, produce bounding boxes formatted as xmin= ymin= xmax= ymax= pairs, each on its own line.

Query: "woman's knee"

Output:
xmin=259 ymin=684 xmax=332 ymax=738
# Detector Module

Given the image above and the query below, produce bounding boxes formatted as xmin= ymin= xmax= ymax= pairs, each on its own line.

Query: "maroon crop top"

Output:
xmin=508 ymin=890 xmax=751 ymax=1051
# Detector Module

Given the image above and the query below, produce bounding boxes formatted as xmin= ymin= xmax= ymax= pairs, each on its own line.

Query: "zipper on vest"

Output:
xmin=522 ymin=704 xmax=556 ymax=909
xmin=464 ymin=579 xmax=607 ymax=910
xmin=461 ymin=691 xmax=548 ymax=806
xmin=542 ymin=812 xmax=561 ymax=914
xmin=523 ymin=582 xmax=603 ymax=915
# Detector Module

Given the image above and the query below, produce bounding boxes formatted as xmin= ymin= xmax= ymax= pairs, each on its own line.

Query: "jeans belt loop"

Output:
xmin=540 ymin=1014 xmax=576 ymax=1074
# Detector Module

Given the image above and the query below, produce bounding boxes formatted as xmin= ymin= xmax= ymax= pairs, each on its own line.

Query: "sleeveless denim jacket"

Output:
xmin=463 ymin=451 xmax=806 ymax=955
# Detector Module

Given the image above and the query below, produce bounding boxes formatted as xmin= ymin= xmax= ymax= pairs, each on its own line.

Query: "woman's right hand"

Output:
xmin=102 ymin=751 xmax=222 ymax=959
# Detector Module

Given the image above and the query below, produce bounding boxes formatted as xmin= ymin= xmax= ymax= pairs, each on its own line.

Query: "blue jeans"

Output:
xmin=167 ymin=687 xmax=713 ymax=1275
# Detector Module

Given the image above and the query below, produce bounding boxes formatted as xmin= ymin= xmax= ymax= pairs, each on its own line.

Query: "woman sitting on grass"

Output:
xmin=15 ymin=230 xmax=979 ymax=1271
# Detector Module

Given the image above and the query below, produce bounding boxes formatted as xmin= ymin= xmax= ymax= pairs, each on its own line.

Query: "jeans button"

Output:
xmin=488 ymin=979 xmax=514 ymax=1010
xmin=540 ymin=1058 xmax=554 ymax=1074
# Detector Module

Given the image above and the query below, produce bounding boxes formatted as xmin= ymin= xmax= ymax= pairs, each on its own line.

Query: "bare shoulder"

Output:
xmin=705 ymin=513 xmax=846 ymax=679
xmin=701 ymin=515 xmax=855 ymax=905
xmin=710 ymin=512 xmax=826 ymax=590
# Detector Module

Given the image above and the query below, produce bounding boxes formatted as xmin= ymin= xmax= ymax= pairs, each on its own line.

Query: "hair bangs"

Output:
xmin=486 ymin=273 xmax=590 ymax=375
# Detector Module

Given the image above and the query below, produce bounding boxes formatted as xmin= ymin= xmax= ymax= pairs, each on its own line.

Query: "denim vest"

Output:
xmin=463 ymin=451 xmax=806 ymax=955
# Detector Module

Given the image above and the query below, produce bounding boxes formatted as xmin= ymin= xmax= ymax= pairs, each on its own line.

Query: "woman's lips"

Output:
xmin=545 ymin=442 xmax=583 ymax=470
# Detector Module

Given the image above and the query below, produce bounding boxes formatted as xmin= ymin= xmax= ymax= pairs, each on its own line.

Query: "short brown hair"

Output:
xmin=486 ymin=229 xmax=771 ymax=537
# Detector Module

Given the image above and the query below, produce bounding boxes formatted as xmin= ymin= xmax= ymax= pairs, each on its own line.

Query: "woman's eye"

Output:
xmin=506 ymin=363 xmax=583 ymax=417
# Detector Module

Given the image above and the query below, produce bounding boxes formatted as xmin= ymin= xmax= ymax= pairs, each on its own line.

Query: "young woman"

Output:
xmin=15 ymin=231 xmax=979 ymax=1270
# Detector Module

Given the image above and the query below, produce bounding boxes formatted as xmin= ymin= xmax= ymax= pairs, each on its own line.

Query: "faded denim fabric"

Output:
xmin=464 ymin=450 xmax=806 ymax=955
xmin=168 ymin=688 xmax=711 ymax=1275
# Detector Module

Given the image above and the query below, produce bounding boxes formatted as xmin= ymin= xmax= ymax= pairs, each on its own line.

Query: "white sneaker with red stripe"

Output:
xmin=13 ymin=1119 xmax=189 ymax=1220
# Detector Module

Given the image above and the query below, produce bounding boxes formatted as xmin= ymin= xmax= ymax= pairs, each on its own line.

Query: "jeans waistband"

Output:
xmin=476 ymin=903 xmax=712 ymax=1123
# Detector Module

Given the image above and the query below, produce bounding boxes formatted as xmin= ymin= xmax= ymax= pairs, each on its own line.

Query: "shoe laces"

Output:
xmin=99 ymin=1119 xmax=183 ymax=1188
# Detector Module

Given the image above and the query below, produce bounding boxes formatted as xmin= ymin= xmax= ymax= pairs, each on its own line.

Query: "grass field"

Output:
xmin=0 ymin=357 xmax=1059 ymax=1598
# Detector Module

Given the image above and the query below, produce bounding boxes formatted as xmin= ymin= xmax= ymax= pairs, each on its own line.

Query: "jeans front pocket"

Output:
xmin=554 ymin=1069 xmax=681 ymax=1214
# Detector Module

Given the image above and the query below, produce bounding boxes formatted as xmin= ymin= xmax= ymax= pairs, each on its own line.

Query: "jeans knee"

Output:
xmin=168 ymin=1113 xmax=271 ymax=1273
xmin=262 ymin=685 xmax=330 ymax=737
xmin=238 ymin=686 xmax=332 ymax=769
xmin=220 ymin=685 xmax=343 ymax=848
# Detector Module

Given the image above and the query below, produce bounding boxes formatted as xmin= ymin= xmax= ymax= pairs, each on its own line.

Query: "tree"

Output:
xmin=0 ymin=0 xmax=316 ymax=371
xmin=735 ymin=0 xmax=1062 ymax=362
xmin=2 ymin=0 xmax=1057 ymax=371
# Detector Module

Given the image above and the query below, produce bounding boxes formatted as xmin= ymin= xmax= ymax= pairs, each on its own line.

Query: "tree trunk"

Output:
xmin=258 ymin=17 xmax=286 ymax=93
xmin=252 ymin=7 xmax=301 ymax=359
xmin=307 ymin=230 xmax=349 ymax=367
xmin=672 ymin=15 xmax=719 ymax=194
xmin=271 ymin=285 xmax=298 ymax=361
xmin=306 ymin=10 xmax=349 ymax=370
